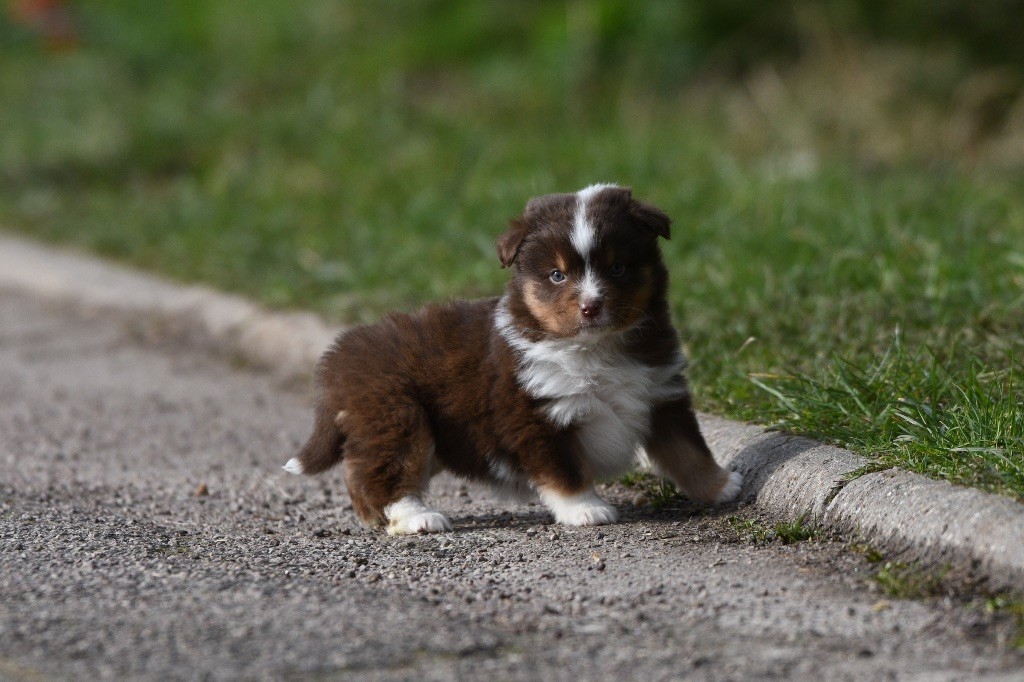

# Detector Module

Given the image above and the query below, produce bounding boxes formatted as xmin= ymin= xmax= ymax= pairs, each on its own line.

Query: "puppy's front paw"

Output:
xmin=715 ymin=470 xmax=743 ymax=504
xmin=383 ymin=496 xmax=453 ymax=535
xmin=541 ymin=489 xmax=618 ymax=526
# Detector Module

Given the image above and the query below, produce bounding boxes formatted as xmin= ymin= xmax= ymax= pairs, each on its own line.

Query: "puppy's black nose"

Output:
xmin=580 ymin=299 xmax=603 ymax=318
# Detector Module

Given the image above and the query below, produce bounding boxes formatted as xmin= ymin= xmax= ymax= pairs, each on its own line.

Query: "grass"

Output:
xmin=728 ymin=515 xmax=818 ymax=544
xmin=858 ymin=545 xmax=1024 ymax=649
xmin=1 ymin=2 xmax=1022 ymax=499
xmin=873 ymin=560 xmax=948 ymax=599
xmin=773 ymin=518 xmax=819 ymax=544
xmin=986 ymin=595 xmax=1024 ymax=650
xmin=618 ymin=472 xmax=683 ymax=509
xmin=752 ymin=335 xmax=1024 ymax=497
xmin=850 ymin=542 xmax=886 ymax=564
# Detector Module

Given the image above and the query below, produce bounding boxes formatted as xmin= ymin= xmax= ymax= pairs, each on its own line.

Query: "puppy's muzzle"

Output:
xmin=579 ymin=297 xmax=603 ymax=320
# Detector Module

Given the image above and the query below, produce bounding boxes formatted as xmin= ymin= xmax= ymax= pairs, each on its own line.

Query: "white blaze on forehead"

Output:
xmin=570 ymin=202 xmax=595 ymax=257
xmin=577 ymin=182 xmax=620 ymax=203
xmin=571 ymin=183 xmax=619 ymax=259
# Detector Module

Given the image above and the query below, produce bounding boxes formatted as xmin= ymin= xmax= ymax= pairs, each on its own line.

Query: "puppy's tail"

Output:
xmin=283 ymin=402 xmax=347 ymax=476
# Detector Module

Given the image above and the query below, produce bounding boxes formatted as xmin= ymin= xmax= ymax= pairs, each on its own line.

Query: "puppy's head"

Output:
xmin=498 ymin=184 xmax=671 ymax=339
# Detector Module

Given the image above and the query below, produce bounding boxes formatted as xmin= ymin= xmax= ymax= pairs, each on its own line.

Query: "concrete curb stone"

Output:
xmin=0 ymin=234 xmax=334 ymax=380
xmin=2 ymin=232 xmax=1022 ymax=591
xmin=827 ymin=470 xmax=1024 ymax=591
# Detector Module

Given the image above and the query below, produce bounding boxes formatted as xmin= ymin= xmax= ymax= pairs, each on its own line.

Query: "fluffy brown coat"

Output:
xmin=287 ymin=184 xmax=741 ymax=533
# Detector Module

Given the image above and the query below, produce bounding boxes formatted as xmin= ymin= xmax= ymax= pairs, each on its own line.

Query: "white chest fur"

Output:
xmin=495 ymin=305 xmax=687 ymax=479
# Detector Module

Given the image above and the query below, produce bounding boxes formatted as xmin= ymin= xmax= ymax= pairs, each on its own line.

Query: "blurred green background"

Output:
xmin=2 ymin=1 xmax=1023 ymax=496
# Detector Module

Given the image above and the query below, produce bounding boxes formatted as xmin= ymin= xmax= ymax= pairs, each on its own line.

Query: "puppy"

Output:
xmin=284 ymin=184 xmax=742 ymax=534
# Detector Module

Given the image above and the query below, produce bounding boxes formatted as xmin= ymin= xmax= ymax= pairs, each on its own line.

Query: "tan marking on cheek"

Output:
xmin=563 ymin=283 xmax=590 ymax=333
xmin=524 ymin=280 xmax=566 ymax=335
xmin=334 ymin=410 xmax=348 ymax=427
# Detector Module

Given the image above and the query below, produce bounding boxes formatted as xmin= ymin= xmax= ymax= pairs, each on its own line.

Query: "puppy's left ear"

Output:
xmin=497 ymin=217 xmax=530 ymax=268
xmin=630 ymin=199 xmax=671 ymax=240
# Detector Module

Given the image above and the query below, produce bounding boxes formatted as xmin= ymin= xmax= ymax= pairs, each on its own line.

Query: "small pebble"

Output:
xmin=194 ymin=483 xmax=209 ymax=497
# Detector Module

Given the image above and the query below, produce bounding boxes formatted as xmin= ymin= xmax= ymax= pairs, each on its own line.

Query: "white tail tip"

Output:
xmin=282 ymin=458 xmax=304 ymax=475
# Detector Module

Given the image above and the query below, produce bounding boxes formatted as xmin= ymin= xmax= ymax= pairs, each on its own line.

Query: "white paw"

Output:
xmin=715 ymin=470 xmax=743 ymax=504
xmin=541 ymin=489 xmax=619 ymax=526
xmin=282 ymin=458 xmax=304 ymax=475
xmin=387 ymin=511 xmax=453 ymax=535
xmin=383 ymin=496 xmax=452 ymax=535
xmin=558 ymin=502 xmax=618 ymax=526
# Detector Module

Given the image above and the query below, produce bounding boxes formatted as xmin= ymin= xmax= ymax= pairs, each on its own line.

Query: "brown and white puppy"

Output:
xmin=284 ymin=184 xmax=742 ymax=534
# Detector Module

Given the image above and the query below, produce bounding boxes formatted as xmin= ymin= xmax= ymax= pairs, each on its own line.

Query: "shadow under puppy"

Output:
xmin=285 ymin=184 xmax=742 ymax=534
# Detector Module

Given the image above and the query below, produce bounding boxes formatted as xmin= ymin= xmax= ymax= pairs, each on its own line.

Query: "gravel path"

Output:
xmin=1 ymin=292 xmax=1021 ymax=680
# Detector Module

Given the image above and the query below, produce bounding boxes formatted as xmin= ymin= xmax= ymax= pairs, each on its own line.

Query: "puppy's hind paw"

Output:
xmin=541 ymin=489 xmax=619 ymax=527
xmin=562 ymin=503 xmax=618 ymax=526
xmin=715 ymin=470 xmax=743 ymax=504
xmin=387 ymin=512 xmax=453 ymax=535
xmin=383 ymin=496 xmax=453 ymax=535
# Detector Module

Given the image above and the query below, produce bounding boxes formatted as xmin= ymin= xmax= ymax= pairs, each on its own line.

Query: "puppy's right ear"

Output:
xmin=498 ymin=193 xmax=569 ymax=267
xmin=497 ymin=217 xmax=530 ymax=268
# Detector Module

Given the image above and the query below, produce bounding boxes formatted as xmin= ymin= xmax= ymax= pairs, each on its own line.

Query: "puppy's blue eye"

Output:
xmin=610 ymin=263 xmax=625 ymax=277
xmin=550 ymin=269 xmax=566 ymax=283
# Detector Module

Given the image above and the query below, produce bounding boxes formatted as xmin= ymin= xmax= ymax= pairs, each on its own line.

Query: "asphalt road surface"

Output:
xmin=1 ymin=292 xmax=1021 ymax=681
